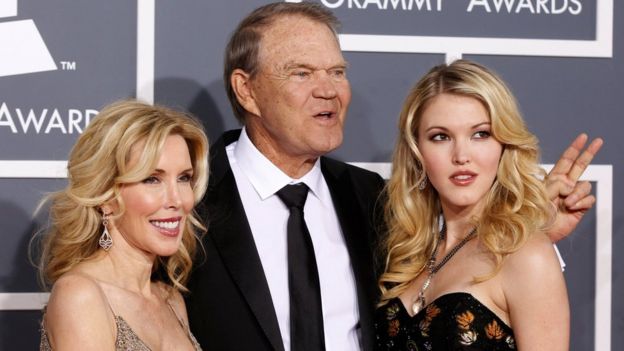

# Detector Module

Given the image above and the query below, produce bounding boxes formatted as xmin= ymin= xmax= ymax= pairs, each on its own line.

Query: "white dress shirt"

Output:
xmin=227 ymin=128 xmax=361 ymax=351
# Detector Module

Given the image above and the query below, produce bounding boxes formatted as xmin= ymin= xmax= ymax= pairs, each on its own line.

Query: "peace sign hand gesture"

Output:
xmin=545 ymin=133 xmax=604 ymax=243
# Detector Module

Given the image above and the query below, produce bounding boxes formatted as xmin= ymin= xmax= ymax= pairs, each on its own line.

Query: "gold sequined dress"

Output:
xmin=39 ymin=304 xmax=202 ymax=351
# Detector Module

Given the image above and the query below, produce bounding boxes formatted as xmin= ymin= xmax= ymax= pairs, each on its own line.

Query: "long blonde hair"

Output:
xmin=379 ymin=60 xmax=552 ymax=305
xmin=37 ymin=100 xmax=209 ymax=292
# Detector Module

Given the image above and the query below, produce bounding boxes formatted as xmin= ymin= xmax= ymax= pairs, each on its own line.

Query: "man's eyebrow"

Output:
xmin=281 ymin=61 xmax=349 ymax=71
xmin=282 ymin=62 xmax=315 ymax=71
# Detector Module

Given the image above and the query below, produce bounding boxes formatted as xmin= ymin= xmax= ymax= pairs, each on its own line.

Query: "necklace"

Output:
xmin=411 ymin=225 xmax=477 ymax=315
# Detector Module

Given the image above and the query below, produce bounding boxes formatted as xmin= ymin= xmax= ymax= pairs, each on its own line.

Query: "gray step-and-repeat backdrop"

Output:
xmin=0 ymin=0 xmax=619 ymax=349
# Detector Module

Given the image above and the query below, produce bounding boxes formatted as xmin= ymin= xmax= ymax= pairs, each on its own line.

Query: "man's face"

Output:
xmin=245 ymin=15 xmax=351 ymax=166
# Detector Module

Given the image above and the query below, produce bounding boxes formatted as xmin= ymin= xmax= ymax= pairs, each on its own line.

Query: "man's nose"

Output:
xmin=312 ymin=71 xmax=338 ymax=99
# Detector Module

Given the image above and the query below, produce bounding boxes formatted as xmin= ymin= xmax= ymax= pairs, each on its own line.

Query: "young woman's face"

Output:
xmin=418 ymin=93 xmax=503 ymax=216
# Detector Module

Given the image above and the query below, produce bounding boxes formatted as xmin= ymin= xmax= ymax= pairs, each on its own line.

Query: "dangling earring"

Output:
xmin=418 ymin=175 xmax=428 ymax=191
xmin=99 ymin=213 xmax=113 ymax=251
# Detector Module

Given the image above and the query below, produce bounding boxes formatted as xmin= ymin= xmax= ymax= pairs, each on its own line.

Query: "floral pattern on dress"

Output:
xmin=455 ymin=310 xmax=478 ymax=345
xmin=418 ymin=303 xmax=441 ymax=337
xmin=485 ymin=319 xmax=505 ymax=341
xmin=374 ymin=293 xmax=516 ymax=351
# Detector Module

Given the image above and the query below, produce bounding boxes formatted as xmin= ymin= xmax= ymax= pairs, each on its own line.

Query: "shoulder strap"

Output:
xmin=166 ymin=300 xmax=189 ymax=330
xmin=96 ymin=284 xmax=118 ymax=319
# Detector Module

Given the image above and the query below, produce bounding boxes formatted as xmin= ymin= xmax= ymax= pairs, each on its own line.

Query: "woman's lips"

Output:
xmin=150 ymin=217 xmax=182 ymax=237
xmin=449 ymin=172 xmax=477 ymax=186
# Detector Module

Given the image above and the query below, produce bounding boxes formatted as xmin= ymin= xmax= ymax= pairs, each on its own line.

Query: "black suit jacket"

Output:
xmin=186 ymin=130 xmax=385 ymax=351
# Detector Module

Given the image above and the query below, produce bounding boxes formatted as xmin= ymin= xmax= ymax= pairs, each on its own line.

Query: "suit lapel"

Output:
xmin=321 ymin=158 xmax=377 ymax=351
xmin=207 ymin=130 xmax=285 ymax=351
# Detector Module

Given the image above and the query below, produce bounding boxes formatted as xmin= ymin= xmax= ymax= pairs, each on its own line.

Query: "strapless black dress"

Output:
xmin=374 ymin=292 xmax=516 ymax=350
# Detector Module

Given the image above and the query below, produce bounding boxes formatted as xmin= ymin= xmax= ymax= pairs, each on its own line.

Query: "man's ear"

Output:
xmin=231 ymin=69 xmax=261 ymax=117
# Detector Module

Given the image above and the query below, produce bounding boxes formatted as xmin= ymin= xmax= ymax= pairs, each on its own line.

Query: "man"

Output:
xmin=186 ymin=3 xmax=602 ymax=351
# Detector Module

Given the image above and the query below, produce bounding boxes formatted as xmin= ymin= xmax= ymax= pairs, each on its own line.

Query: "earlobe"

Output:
xmin=231 ymin=69 xmax=261 ymax=117
xmin=100 ymin=200 xmax=118 ymax=217
xmin=99 ymin=205 xmax=112 ymax=216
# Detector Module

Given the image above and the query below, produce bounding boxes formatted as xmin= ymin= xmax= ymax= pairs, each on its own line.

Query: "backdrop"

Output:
xmin=0 ymin=0 xmax=620 ymax=349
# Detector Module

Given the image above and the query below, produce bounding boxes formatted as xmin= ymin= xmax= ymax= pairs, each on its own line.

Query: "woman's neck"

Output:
xmin=95 ymin=246 xmax=157 ymax=297
xmin=440 ymin=203 xmax=481 ymax=249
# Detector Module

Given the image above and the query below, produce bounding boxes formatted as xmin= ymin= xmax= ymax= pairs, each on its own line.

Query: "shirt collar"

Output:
xmin=233 ymin=128 xmax=325 ymax=202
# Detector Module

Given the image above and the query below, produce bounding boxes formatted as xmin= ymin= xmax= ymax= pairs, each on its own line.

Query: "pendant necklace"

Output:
xmin=412 ymin=225 xmax=477 ymax=315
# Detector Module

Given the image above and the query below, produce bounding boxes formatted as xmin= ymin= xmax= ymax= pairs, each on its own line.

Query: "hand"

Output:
xmin=545 ymin=133 xmax=603 ymax=243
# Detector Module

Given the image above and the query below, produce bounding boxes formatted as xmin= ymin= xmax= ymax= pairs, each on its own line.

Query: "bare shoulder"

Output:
xmin=502 ymin=231 xmax=560 ymax=278
xmin=500 ymin=231 xmax=570 ymax=350
xmin=499 ymin=230 xmax=568 ymax=317
xmin=47 ymin=272 xmax=107 ymax=316
xmin=45 ymin=272 xmax=116 ymax=350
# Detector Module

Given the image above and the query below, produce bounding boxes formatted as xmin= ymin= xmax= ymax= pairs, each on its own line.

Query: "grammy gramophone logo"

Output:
xmin=0 ymin=0 xmax=56 ymax=77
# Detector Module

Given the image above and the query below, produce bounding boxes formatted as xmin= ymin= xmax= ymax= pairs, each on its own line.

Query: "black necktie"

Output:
xmin=276 ymin=183 xmax=325 ymax=351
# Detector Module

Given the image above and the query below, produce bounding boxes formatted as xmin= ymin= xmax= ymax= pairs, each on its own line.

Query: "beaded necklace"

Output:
xmin=412 ymin=225 xmax=477 ymax=315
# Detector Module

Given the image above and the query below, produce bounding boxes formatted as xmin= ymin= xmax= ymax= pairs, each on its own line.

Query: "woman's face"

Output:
xmin=417 ymin=93 xmax=503 ymax=217
xmin=111 ymin=134 xmax=195 ymax=258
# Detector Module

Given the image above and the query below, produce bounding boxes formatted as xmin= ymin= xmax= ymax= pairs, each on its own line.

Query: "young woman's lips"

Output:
xmin=149 ymin=217 xmax=182 ymax=237
xmin=450 ymin=171 xmax=477 ymax=186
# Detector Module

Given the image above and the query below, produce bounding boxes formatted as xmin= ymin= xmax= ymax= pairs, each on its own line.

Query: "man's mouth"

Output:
xmin=314 ymin=111 xmax=334 ymax=119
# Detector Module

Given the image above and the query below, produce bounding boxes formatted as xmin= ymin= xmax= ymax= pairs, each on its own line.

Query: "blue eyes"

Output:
xmin=429 ymin=131 xmax=491 ymax=141
xmin=142 ymin=176 xmax=160 ymax=184
xmin=431 ymin=134 xmax=449 ymax=141
xmin=474 ymin=131 xmax=491 ymax=138
xmin=141 ymin=173 xmax=193 ymax=184
xmin=291 ymin=69 xmax=346 ymax=80
xmin=330 ymin=69 xmax=346 ymax=78
xmin=178 ymin=174 xmax=193 ymax=182
xmin=294 ymin=71 xmax=310 ymax=78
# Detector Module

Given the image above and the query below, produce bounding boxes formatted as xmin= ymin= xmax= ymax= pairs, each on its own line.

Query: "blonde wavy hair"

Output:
xmin=37 ymin=100 xmax=209 ymax=292
xmin=379 ymin=60 xmax=552 ymax=305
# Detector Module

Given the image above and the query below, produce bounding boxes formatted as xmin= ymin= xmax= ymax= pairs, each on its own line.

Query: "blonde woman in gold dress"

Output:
xmin=37 ymin=100 xmax=208 ymax=350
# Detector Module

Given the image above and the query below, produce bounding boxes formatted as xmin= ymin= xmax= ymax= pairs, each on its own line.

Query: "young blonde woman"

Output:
xmin=37 ymin=100 xmax=208 ymax=350
xmin=375 ymin=60 xmax=600 ymax=350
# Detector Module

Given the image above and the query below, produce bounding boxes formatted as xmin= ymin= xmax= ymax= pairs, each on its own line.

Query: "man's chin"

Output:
xmin=315 ymin=135 xmax=344 ymax=156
